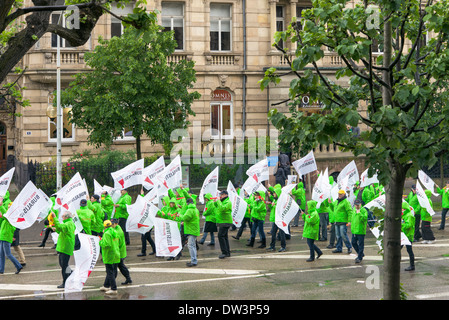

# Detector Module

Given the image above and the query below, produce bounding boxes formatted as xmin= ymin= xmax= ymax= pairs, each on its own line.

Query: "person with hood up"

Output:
xmin=291 ymin=181 xmax=306 ymax=227
xmin=99 ymin=220 xmax=120 ymax=295
xmin=215 ymin=190 xmax=233 ymax=259
xmin=267 ymin=185 xmax=286 ymax=252
xmin=77 ymin=198 xmax=95 ymax=235
xmin=0 ymin=197 xmax=23 ymax=275
xmin=247 ymin=190 xmax=267 ymax=248
xmin=88 ymin=194 xmax=105 ymax=236
xmin=401 ymin=200 xmax=416 ymax=271
xmin=303 ymin=200 xmax=323 ymax=262
xmin=114 ymin=189 xmax=132 ymax=245
xmin=199 ymin=193 xmax=217 ymax=246
xmin=179 ymin=197 xmax=200 ymax=267
xmin=332 ymin=190 xmax=353 ymax=254
xmin=101 ymin=191 xmax=114 ymax=220
xmin=421 ymin=189 xmax=435 ymax=244
xmin=436 ymin=181 xmax=449 ymax=230
xmin=350 ymin=199 xmax=368 ymax=263
xmin=51 ymin=211 xmax=75 ymax=288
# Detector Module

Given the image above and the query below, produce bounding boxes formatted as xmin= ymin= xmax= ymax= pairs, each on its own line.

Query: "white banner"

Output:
xmin=337 ymin=160 xmax=359 ymax=190
xmin=156 ymin=155 xmax=182 ymax=193
xmin=0 ymin=167 xmax=14 ymax=198
xmin=154 ymin=217 xmax=182 ymax=257
xmin=142 ymin=156 xmax=165 ymax=191
xmin=36 ymin=189 xmax=53 ymax=223
xmin=198 ymin=166 xmax=219 ymax=204
xmin=93 ymin=179 xmax=104 ymax=196
xmin=111 ymin=159 xmax=144 ymax=190
xmin=418 ymin=170 xmax=439 ymax=197
xmin=287 ymin=175 xmax=297 ymax=185
xmin=4 ymin=181 xmax=52 ymax=229
xmin=364 ymin=194 xmax=386 ymax=211
xmin=227 ymin=181 xmax=248 ymax=227
xmin=312 ymin=168 xmax=332 ymax=208
xmin=246 ymin=158 xmax=269 ymax=183
xmin=275 ymin=192 xmax=299 ymax=235
xmin=359 ymin=168 xmax=379 ymax=188
xmin=64 ymin=233 xmax=100 ymax=293
xmin=371 ymin=226 xmax=411 ymax=249
xmin=416 ymin=180 xmax=435 ymax=216
xmin=292 ymin=150 xmax=317 ymax=177
xmin=126 ymin=196 xmax=158 ymax=234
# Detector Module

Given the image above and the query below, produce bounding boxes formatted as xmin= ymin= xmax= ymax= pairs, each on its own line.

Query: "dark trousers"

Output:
xmin=306 ymin=238 xmax=322 ymax=260
xmin=440 ymin=208 xmax=449 ymax=229
xmin=118 ymin=218 xmax=130 ymax=245
xmin=328 ymin=223 xmax=336 ymax=246
xmin=414 ymin=214 xmax=422 ymax=241
xmin=318 ymin=212 xmax=328 ymax=240
xmin=351 ymin=234 xmax=365 ymax=260
xmin=118 ymin=258 xmax=131 ymax=281
xmin=402 ymin=244 xmax=415 ymax=266
xmin=421 ymin=220 xmax=435 ymax=241
xmin=236 ymin=217 xmax=252 ymax=238
xmin=141 ymin=230 xmax=156 ymax=254
xmin=269 ymin=223 xmax=286 ymax=249
xmin=250 ymin=219 xmax=265 ymax=240
xmin=41 ymin=228 xmax=53 ymax=245
xmin=104 ymin=263 xmax=118 ymax=290
xmin=218 ymin=226 xmax=231 ymax=256
xmin=58 ymin=252 xmax=71 ymax=285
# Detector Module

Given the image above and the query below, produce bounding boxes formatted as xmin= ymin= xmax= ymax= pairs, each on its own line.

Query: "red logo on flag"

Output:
xmin=118 ymin=179 xmax=125 ymax=188
xmin=168 ymin=246 xmax=179 ymax=253
xmin=17 ymin=218 xmax=25 ymax=223
xmin=145 ymin=177 xmax=153 ymax=185
xmin=138 ymin=223 xmax=149 ymax=228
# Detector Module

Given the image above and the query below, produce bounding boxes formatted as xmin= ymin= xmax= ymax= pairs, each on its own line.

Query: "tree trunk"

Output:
xmin=136 ymin=135 xmax=142 ymax=160
xmin=383 ymin=159 xmax=407 ymax=300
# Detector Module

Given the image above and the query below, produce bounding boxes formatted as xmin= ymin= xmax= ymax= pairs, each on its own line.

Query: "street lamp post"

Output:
xmin=56 ymin=15 xmax=62 ymax=191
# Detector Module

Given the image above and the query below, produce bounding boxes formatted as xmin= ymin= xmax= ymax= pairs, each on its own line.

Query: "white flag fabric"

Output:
xmin=360 ymin=168 xmax=379 ymax=188
xmin=36 ymin=189 xmax=53 ymax=223
xmin=337 ymin=160 xmax=359 ymax=190
xmin=198 ymin=166 xmax=219 ymax=204
xmin=4 ymin=181 xmax=52 ymax=229
xmin=64 ymin=233 xmax=100 ymax=293
xmin=241 ymin=175 xmax=262 ymax=195
xmin=292 ymin=150 xmax=317 ymax=177
xmin=287 ymin=175 xmax=297 ymax=185
xmin=142 ymin=156 xmax=166 ymax=191
xmin=154 ymin=217 xmax=182 ymax=257
xmin=364 ymin=194 xmax=386 ymax=211
xmin=281 ymin=183 xmax=297 ymax=196
xmin=246 ymin=158 xmax=269 ymax=183
xmin=111 ymin=159 xmax=144 ymax=190
xmin=142 ymin=187 xmax=159 ymax=205
xmin=418 ymin=170 xmax=439 ymax=197
xmin=93 ymin=179 xmax=104 ymax=196
xmin=371 ymin=225 xmax=411 ymax=249
xmin=126 ymin=196 xmax=158 ymax=234
xmin=275 ymin=192 xmax=299 ymax=235
xmin=227 ymin=181 xmax=247 ymax=227
xmin=0 ymin=167 xmax=14 ymax=198
xmin=312 ymin=168 xmax=332 ymax=208
xmin=416 ymin=180 xmax=435 ymax=216
xmin=156 ymin=155 xmax=182 ymax=193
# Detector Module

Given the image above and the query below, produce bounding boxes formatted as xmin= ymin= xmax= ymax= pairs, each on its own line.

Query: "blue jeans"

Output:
xmin=335 ymin=223 xmax=351 ymax=252
xmin=187 ymin=235 xmax=198 ymax=265
xmin=250 ymin=219 xmax=265 ymax=240
xmin=0 ymin=240 xmax=22 ymax=273
xmin=200 ymin=232 xmax=215 ymax=244
xmin=351 ymin=234 xmax=365 ymax=260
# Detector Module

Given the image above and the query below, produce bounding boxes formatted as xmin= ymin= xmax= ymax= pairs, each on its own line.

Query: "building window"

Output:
xmin=48 ymin=107 xmax=75 ymax=142
xmin=210 ymin=3 xmax=232 ymax=51
xmin=161 ymin=2 xmax=184 ymax=50
xmin=110 ymin=2 xmax=135 ymax=38
xmin=276 ymin=5 xmax=285 ymax=49
xmin=296 ymin=5 xmax=311 ymax=30
xmin=51 ymin=13 xmax=73 ymax=48
xmin=372 ymin=38 xmax=383 ymax=54
xmin=210 ymin=89 xmax=233 ymax=139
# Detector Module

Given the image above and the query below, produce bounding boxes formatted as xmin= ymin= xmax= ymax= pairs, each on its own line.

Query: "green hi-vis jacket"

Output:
xmin=113 ymin=224 xmax=127 ymax=259
xmin=100 ymin=227 xmax=120 ymax=264
xmin=114 ymin=192 xmax=132 ymax=219
xmin=180 ymin=203 xmax=200 ymax=237
xmin=350 ymin=207 xmax=368 ymax=235
xmin=402 ymin=201 xmax=415 ymax=242
xmin=437 ymin=187 xmax=449 ymax=209
xmin=203 ymin=193 xmax=216 ymax=223
xmin=420 ymin=190 xmax=433 ymax=223
xmin=215 ymin=196 xmax=233 ymax=224
xmin=302 ymin=200 xmax=320 ymax=241
xmin=0 ymin=205 xmax=16 ymax=244
xmin=101 ymin=194 xmax=114 ymax=220
xmin=251 ymin=191 xmax=267 ymax=221
xmin=331 ymin=196 xmax=353 ymax=223
xmin=88 ymin=200 xmax=105 ymax=234
xmin=76 ymin=206 xmax=95 ymax=235
xmin=53 ymin=216 xmax=76 ymax=256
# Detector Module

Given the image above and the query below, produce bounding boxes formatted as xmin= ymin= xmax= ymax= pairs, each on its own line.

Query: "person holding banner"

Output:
xmin=350 ymin=200 xmax=368 ymax=263
xmin=89 ymin=195 xmax=105 ymax=236
xmin=111 ymin=219 xmax=132 ymax=285
xmin=179 ymin=198 xmax=200 ymax=267
xmin=38 ymin=195 xmax=57 ymax=249
xmin=114 ymin=189 xmax=132 ymax=245
xmin=247 ymin=190 xmax=267 ymax=249
xmin=99 ymin=220 xmax=120 ymax=295
xmin=291 ymin=182 xmax=306 ymax=227
xmin=267 ymin=186 xmax=286 ymax=252
xmin=233 ymin=189 xmax=253 ymax=241
xmin=51 ymin=211 xmax=76 ymax=288
xmin=332 ymin=190 xmax=353 ymax=254
xmin=402 ymin=201 xmax=416 ymax=271
xmin=215 ymin=190 xmax=233 ymax=259
xmin=0 ymin=200 xmax=23 ymax=275
xmin=303 ymin=200 xmax=322 ymax=262
xmin=77 ymin=199 xmax=95 ymax=235
xmin=436 ymin=182 xmax=449 ymax=230
xmin=420 ymin=190 xmax=435 ymax=244
xmin=199 ymin=193 xmax=217 ymax=246
xmin=101 ymin=191 xmax=114 ymax=221
xmin=406 ymin=185 xmax=422 ymax=242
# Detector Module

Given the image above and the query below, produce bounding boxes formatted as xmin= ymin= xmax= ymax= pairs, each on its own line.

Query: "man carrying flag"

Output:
xmin=0 ymin=198 xmax=23 ymax=275
xmin=114 ymin=189 xmax=132 ymax=245
xmin=99 ymin=220 xmax=120 ymax=296
xmin=111 ymin=218 xmax=132 ymax=285
xmin=178 ymin=197 xmax=200 ymax=267
xmin=214 ymin=190 xmax=233 ymax=259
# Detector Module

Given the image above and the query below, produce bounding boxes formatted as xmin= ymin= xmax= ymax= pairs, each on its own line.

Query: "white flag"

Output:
xmin=275 ymin=192 xmax=299 ymax=235
xmin=365 ymin=194 xmax=386 ymax=211
xmin=0 ymin=167 xmax=14 ymax=198
xmin=418 ymin=170 xmax=439 ymax=197
xmin=227 ymin=181 xmax=247 ymax=227
xmin=287 ymin=175 xmax=297 ymax=185
xmin=312 ymin=168 xmax=331 ymax=208
xmin=4 ymin=181 xmax=52 ymax=229
xmin=156 ymin=155 xmax=182 ymax=193
xmin=64 ymin=233 xmax=100 ymax=293
xmin=359 ymin=168 xmax=379 ymax=188
xmin=246 ymin=158 xmax=269 ymax=183
xmin=198 ymin=166 xmax=219 ymax=204
xmin=154 ymin=217 xmax=182 ymax=257
xmin=292 ymin=150 xmax=317 ymax=177
xmin=126 ymin=196 xmax=158 ymax=234
xmin=111 ymin=159 xmax=144 ymax=190
xmin=337 ymin=160 xmax=359 ymax=190
xmin=371 ymin=225 xmax=411 ymax=249
xmin=36 ymin=189 xmax=53 ymax=223
xmin=142 ymin=156 xmax=166 ymax=191
xmin=93 ymin=179 xmax=104 ymax=196
xmin=416 ymin=180 xmax=435 ymax=216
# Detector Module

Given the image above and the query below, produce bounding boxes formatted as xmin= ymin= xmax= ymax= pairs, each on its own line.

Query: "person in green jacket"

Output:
xmin=51 ymin=211 xmax=75 ymax=288
xmin=303 ymin=200 xmax=323 ymax=262
xmin=179 ymin=198 xmax=200 ymax=267
xmin=247 ymin=190 xmax=267 ymax=248
xmin=350 ymin=199 xmax=368 ymax=263
xmin=332 ymin=190 xmax=353 ymax=254
xmin=89 ymin=195 xmax=105 ymax=236
xmin=99 ymin=220 xmax=120 ymax=295
xmin=111 ymin=218 xmax=132 ymax=285
xmin=421 ymin=189 xmax=435 ymax=244
xmin=0 ymin=200 xmax=23 ymax=275
xmin=214 ymin=190 xmax=233 ymax=259
xmin=101 ymin=191 xmax=114 ymax=220
xmin=406 ymin=185 xmax=422 ymax=242
xmin=233 ymin=189 xmax=253 ymax=240
xmin=199 ymin=193 xmax=217 ymax=246
xmin=292 ymin=181 xmax=306 ymax=227
xmin=267 ymin=185 xmax=286 ymax=252
xmin=114 ymin=189 xmax=132 ymax=245
xmin=77 ymin=198 xmax=95 ymax=235
xmin=401 ymin=200 xmax=416 ymax=271
xmin=436 ymin=182 xmax=449 ymax=230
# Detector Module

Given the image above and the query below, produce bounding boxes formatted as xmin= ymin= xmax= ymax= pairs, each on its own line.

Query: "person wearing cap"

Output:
xmin=114 ymin=189 xmax=132 ymax=245
xmin=51 ymin=211 xmax=75 ymax=288
xmin=436 ymin=181 xmax=449 ymax=230
xmin=99 ymin=220 xmax=120 ymax=295
xmin=247 ymin=190 xmax=268 ymax=249
xmin=214 ymin=190 xmax=233 ymax=259
xmin=77 ymin=198 xmax=95 ymax=235
xmin=111 ymin=218 xmax=132 ymax=284
xmin=350 ymin=199 xmax=368 ymax=263
xmin=89 ymin=195 xmax=105 ymax=237
xmin=199 ymin=193 xmax=217 ymax=246
xmin=179 ymin=197 xmax=200 ymax=267
xmin=332 ymin=189 xmax=353 ymax=254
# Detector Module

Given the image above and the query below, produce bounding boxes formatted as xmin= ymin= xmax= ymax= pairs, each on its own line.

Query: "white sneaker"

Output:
xmin=105 ymin=289 xmax=118 ymax=295
xmin=99 ymin=286 xmax=109 ymax=292
xmin=421 ymin=240 xmax=429 ymax=244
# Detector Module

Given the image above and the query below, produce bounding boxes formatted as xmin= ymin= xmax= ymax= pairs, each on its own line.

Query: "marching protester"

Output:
xmin=420 ymin=190 xmax=435 ymax=244
xmin=179 ymin=197 xmax=200 ymax=267
xmin=101 ymin=191 xmax=115 ymax=221
xmin=247 ymin=190 xmax=267 ymax=249
xmin=214 ymin=190 xmax=233 ymax=259
xmin=77 ymin=198 xmax=95 ymax=235
xmin=11 ymin=229 xmax=26 ymax=267
xmin=88 ymin=194 xmax=105 ymax=236
xmin=350 ymin=199 xmax=368 ymax=263
xmin=199 ymin=193 xmax=217 ymax=246
xmin=406 ymin=185 xmax=422 ymax=242
xmin=38 ymin=195 xmax=57 ymax=249
xmin=303 ymin=200 xmax=322 ymax=262
xmin=99 ymin=220 xmax=120 ymax=295
xmin=332 ymin=190 xmax=353 ymax=254
xmin=0 ymin=198 xmax=23 ymax=275
xmin=402 ymin=200 xmax=416 ymax=271
xmin=111 ymin=218 xmax=132 ymax=285
xmin=51 ymin=211 xmax=75 ymax=288
xmin=436 ymin=181 xmax=449 ymax=230
xmin=114 ymin=189 xmax=132 ymax=245
xmin=267 ymin=185 xmax=286 ymax=252
xmin=232 ymin=189 xmax=253 ymax=241
xmin=291 ymin=181 xmax=306 ymax=227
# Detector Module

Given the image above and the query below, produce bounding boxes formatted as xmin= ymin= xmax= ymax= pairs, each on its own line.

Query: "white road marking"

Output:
xmin=125 ymin=267 xmax=263 ymax=275
xmin=415 ymin=292 xmax=449 ymax=299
